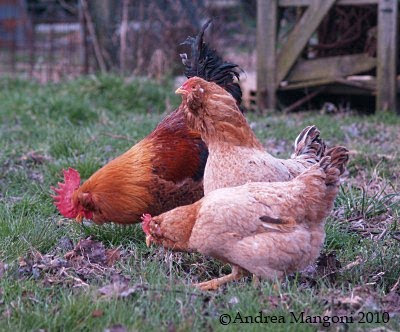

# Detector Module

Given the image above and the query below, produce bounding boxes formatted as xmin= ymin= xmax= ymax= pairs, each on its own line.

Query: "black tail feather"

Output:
xmin=180 ymin=19 xmax=243 ymax=109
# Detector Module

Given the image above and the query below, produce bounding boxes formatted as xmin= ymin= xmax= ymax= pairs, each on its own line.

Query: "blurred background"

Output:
xmin=0 ymin=0 xmax=255 ymax=80
xmin=0 ymin=0 xmax=399 ymax=113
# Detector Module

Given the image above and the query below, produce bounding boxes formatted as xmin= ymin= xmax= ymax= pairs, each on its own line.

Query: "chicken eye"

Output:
xmin=191 ymin=86 xmax=196 ymax=90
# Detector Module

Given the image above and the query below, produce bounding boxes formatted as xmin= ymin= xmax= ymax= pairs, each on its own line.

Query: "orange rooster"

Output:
xmin=52 ymin=21 xmax=242 ymax=224
xmin=175 ymin=77 xmax=326 ymax=194
xmin=142 ymin=147 xmax=349 ymax=290
xmin=52 ymin=114 xmax=205 ymax=224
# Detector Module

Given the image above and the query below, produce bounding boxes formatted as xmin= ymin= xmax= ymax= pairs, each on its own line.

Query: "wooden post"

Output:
xmin=27 ymin=17 xmax=35 ymax=78
xmin=81 ymin=0 xmax=107 ymax=73
xmin=257 ymin=0 xmax=277 ymax=112
xmin=120 ymin=0 xmax=129 ymax=75
xmin=79 ymin=1 xmax=89 ymax=74
xmin=377 ymin=0 xmax=398 ymax=112
xmin=49 ymin=26 xmax=54 ymax=81
xmin=10 ymin=22 xmax=16 ymax=77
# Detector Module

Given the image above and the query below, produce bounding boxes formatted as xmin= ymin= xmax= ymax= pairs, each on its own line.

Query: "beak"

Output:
xmin=145 ymin=235 xmax=153 ymax=247
xmin=76 ymin=213 xmax=83 ymax=223
xmin=175 ymin=86 xmax=186 ymax=95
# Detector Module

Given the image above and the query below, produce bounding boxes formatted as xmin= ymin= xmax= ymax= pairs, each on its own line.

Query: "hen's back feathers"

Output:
xmin=181 ymin=20 xmax=243 ymax=108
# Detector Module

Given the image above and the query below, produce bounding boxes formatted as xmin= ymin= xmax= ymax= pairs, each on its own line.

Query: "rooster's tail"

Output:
xmin=291 ymin=125 xmax=326 ymax=163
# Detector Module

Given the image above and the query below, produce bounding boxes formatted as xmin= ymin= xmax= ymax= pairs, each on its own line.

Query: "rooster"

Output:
xmin=142 ymin=147 xmax=349 ymax=290
xmin=52 ymin=20 xmax=242 ymax=224
xmin=175 ymin=76 xmax=326 ymax=194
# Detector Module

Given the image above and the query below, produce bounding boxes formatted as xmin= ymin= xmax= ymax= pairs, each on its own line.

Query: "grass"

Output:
xmin=0 ymin=75 xmax=400 ymax=331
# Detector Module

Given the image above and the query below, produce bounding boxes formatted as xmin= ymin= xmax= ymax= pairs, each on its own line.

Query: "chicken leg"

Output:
xmin=194 ymin=265 xmax=245 ymax=291
xmin=252 ymin=274 xmax=260 ymax=287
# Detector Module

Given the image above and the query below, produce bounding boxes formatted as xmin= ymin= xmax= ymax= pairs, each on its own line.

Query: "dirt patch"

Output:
xmin=296 ymin=251 xmax=343 ymax=287
xmin=17 ymin=237 xmax=123 ymax=288
xmin=322 ymin=286 xmax=400 ymax=323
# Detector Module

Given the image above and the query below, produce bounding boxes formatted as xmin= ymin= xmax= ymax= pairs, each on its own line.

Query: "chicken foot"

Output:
xmin=194 ymin=265 xmax=244 ymax=291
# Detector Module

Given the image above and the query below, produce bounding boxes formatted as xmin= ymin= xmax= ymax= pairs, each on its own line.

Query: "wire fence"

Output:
xmin=0 ymin=0 xmax=81 ymax=81
xmin=0 ymin=0 xmax=254 ymax=83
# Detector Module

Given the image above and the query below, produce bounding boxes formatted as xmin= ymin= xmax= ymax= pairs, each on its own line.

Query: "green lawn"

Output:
xmin=0 ymin=75 xmax=399 ymax=331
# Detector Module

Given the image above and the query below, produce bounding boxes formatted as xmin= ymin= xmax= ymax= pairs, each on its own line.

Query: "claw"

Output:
xmin=194 ymin=280 xmax=220 ymax=291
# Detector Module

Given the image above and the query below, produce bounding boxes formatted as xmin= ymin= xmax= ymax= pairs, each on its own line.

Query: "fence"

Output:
xmin=0 ymin=0 xmax=82 ymax=81
xmin=256 ymin=0 xmax=399 ymax=113
xmin=0 ymin=0 xmax=252 ymax=83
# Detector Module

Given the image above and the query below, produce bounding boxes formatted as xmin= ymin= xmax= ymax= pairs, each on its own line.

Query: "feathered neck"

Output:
xmin=181 ymin=92 xmax=263 ymax=149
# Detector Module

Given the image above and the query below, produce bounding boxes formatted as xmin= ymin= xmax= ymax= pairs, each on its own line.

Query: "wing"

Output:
xmin=189 ymin=185 xmax=319 ymax=279
xmin=148 ymin=175 xmax=203 ymax=217
xmin=189 ymin=185 xmax=298 ymax=251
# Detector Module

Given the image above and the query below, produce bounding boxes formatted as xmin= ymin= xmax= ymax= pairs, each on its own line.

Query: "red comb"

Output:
xmin=141 ymin=214 xmax=152 ymax=235
xmin=51 ymin=168 xmax=81 ymax=218
xmin=182 ymin=80 xmax=189 ymax=89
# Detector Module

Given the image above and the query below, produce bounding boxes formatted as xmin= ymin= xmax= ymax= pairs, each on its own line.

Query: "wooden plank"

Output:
xmin=280 ymin=78 xmax=337 ymax=90
xmin=335 ymin=77 xmax=376 ymax=90
xmin=279 ymin=0 xmax=377 ymax=6
xmin=278 ymin=0 xmax=313 ymax=6
xmin=324 ymin=85 xmax=376 ymax=96
xmin=257 ymin=0 xmax=277 ymax=112
xmin=276 ymin=0 xmax=336 ymax=86
xmin=337 ymin=0 xmax=378 ymax=4
xmin=377 ymin=0 xmax=398 ymax=112
xmin=282 ymin=82 xmax=375 ymax=95
xmin=286 ymin=54 xmax=376 ymax=83
xmin=280 ymin=76 xmax=376 ymax=91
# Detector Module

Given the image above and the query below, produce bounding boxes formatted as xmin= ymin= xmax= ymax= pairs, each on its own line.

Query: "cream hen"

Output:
xmin=142 ymin=147 xmax=349 ymax=290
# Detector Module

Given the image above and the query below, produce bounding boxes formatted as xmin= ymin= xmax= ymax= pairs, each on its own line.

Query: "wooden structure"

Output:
xmin=257 ymin=0 xmax=399 ymax=113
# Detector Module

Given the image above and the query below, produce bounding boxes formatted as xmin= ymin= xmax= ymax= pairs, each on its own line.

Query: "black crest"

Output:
xmin=180 ymin=19 xmax=243 ymax=109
